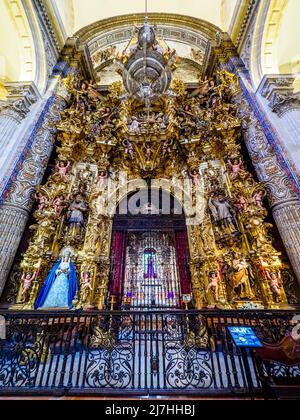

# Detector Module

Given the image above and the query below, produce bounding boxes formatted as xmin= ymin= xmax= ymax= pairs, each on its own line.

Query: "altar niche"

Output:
xmin=109 ymin=190 xmax=192 ymax=310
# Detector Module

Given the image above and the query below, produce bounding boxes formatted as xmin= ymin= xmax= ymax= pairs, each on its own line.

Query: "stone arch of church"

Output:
xmin=106 ymin=180 xmax=197 ymax=220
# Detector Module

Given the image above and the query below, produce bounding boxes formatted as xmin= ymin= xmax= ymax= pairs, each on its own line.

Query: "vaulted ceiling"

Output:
xmin=52 ymin=0 xmax=240 ymax=35
xmin=0 ymin=0 xmax=299 ymax=95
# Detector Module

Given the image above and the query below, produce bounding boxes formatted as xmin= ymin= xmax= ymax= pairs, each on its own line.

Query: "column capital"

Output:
xmin=258 ymin=74 xmax=300 ymax=117
xmin=0 ymin=81 xmax=41 ymax=122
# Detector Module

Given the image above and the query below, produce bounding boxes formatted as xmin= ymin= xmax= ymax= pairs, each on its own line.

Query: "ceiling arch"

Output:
xmin=74 ymin=13 xmax=224 ymax=85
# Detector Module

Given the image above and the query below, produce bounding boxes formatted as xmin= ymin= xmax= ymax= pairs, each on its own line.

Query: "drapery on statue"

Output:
xmin=35 ymin=247 xmax=78 ymax=310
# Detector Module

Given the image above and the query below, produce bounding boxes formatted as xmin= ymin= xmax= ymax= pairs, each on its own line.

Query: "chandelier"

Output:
xmin=119 ymin=14 xmax=175 ymax=107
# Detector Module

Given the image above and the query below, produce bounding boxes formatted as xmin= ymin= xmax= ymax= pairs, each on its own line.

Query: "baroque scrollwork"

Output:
xmin=8 ymin=51 xmax=298 ymax=312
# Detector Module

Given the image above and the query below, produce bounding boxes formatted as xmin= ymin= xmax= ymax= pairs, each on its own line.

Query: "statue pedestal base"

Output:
xmin=235 ymin=300 xmax=264 ymax=310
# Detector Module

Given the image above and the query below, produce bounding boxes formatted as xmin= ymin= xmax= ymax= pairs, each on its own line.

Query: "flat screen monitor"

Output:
xmin=227 ymin=326 xmax=263 ymax=349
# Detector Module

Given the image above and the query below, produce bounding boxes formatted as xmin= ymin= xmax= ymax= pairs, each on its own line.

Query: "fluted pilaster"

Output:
xmin=272 ymin=199 xmax=300 ymax=282
xmin=0 ymin=204 xmax=28 ymax=296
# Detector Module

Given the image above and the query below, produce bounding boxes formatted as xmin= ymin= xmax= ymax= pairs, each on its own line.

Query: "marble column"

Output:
xmin=0 ymin=82 xmax=40 ymax=151
xmin=0 ymin=204 xmax=29 ymax=295
xmin=0 ymin=79 xmax=70 ymax=297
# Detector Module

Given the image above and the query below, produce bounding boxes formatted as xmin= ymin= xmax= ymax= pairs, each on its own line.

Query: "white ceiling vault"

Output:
xmin=51 ymin=0 xmax=240 ymax=36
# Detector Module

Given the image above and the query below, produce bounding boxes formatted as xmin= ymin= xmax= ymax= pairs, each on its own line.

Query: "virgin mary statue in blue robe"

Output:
xmin=35 ymin=252 xmax=78 ymax=310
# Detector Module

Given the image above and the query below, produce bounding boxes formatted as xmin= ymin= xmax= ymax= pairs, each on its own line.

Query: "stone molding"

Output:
xmin=258 ymin=74 xmax=300 ymax=117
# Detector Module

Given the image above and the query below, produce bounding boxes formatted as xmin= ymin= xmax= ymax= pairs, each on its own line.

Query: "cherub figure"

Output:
xmin=21 ymin=272 xmax=37 ymax=302
xmin=97 ymin=171 xmax=108 ymax=191
xmin=81 ymin=267 xmax=93 ymax=303
xmin=123 ymin=139 xmax=135 ymax=159
xmin=36 ymin=193 xmax=48 ymax=212
xmin=266 ymin=271 xmax=283 ymax=300
xmin=53 ymin=195 xmax=66 ymax=216
xmin=206 ymin=271 xmax=220 ymax=302
xmin=189 ymin=169 xmax=201 ymax=186
xmin=145 ymin=144 xmax=153 ymax=161
xmin=236 ymin=195 xmax=248 ymax=212
xmin=227 ymin=158 xmax=247 ymax=180
xmin=253 ymin=190 xmax=266 ymax=208
xmin=56 ymin=161 xmax=72 ymax=181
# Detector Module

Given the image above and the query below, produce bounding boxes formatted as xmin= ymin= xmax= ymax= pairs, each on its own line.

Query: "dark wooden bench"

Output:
xmin=254 ymin=333 xmax=300 ymax=400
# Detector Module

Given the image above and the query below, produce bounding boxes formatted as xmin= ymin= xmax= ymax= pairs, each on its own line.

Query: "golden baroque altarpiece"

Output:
xmin=10 ymin=52 xmax=298 ymax=312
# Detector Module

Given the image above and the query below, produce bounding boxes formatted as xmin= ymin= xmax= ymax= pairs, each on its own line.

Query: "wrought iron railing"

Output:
xmin=0 ymin=310 xmax=299 ymax=397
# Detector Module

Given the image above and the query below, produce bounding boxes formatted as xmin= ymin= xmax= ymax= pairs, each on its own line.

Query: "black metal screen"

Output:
xmin=0 ymin=310 xmax=299 ymax=397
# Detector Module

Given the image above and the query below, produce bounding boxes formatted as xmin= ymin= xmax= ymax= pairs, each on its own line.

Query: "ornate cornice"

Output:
xmin=231 ymin=0 xmax=259 ymax=51
xmin=258 ymin=74 xmax=300 ymax=117
xmin=31 ymin=0 xmax=62 ymax=55
xmin=0 ymin=82 xmax=40 ymax=122
xmin=75 ymin=13 xmax=222 ymax=44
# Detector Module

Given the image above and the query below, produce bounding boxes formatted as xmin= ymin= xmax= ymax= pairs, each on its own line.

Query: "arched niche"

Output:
xmin=109 ymin=188 xmax=192 ymax=310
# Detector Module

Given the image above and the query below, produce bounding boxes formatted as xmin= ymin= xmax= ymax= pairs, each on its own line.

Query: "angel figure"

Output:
xmin=81 ymin=267 xmax=93 ymax=303
xmin=53 ymin=195 xmax=66 ymax=216
xmin=206 ymin=271 xmax=220 ymax=302
xmin=36 ymin=193 xmax=48 ymax=212
xmin=235 ymin=195 xmax=248 ymax=213
xmin=253 ymin=189 xmax=266 ymax=208
xmin=56 ymin=161 xmax=72 ymax=181
xmin=97 ymin=171 xmax=108 ymax=191
xmin=227 ymin=158 xmax=248 ymax=180
xmin=123 ymin=139 xmax=135 ymax=159
xmin=21 ymin=272 xmax=37 ymax=302
xmin=145 ymin=143 xmax=153 ymax=161
xmin=266 ymin=271 xmax=283 ymax=301
xmin=189 ymin=169 xmax=201 ymax=186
